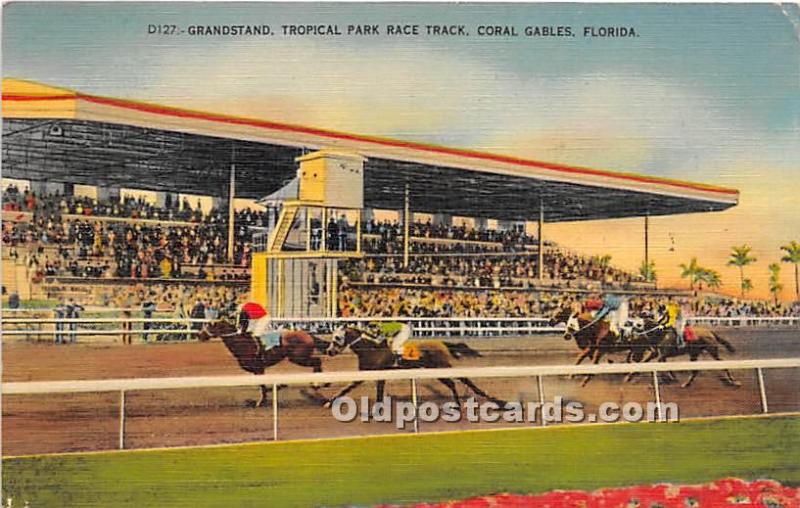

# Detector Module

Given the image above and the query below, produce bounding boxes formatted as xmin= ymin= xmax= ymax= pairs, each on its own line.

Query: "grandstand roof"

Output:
xmin=2 ymin=78 xmax=738 ymax=222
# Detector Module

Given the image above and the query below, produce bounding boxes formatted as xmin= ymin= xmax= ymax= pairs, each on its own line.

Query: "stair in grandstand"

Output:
xmin=266 ymin=205 xmax=299 ymax=252
xmin=2 ymin=257 xmax=32 ymax=300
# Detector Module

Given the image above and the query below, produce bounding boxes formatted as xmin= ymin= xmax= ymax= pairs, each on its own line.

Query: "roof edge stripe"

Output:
xmin=2 ymin=85 xmax=739 ymax=199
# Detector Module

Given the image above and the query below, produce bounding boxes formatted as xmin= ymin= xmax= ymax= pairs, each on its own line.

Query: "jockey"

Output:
xmin=366 ymin=321 xmax=412 ymax=362
xmin=596 ymin=293 xmax=629 ymax=339
xmin=659 ymin=299 xmax=686 ymax=348
xmin=239 ymin=301 xmax=273 ymax=344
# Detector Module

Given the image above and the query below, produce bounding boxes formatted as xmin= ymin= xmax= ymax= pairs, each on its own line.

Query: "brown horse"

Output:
xmin=548 ymin=307 xmax=630 ymax=386
xmin=197 ymin=320 xmax=329 ymax=406
xmin=628 ymin=321 xmax=740 ymax=387
xmin=323 ymin=327 xmax=507 ymax=408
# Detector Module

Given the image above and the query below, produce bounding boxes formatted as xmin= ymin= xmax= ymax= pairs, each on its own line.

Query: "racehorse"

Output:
xmin=197 ymin=320 xmax=329 ymax=406
xmin=548 ymin=306 xmax=631 ymax=386
xmin=627 ymin=320 xmax=740 ymax=387
xmin=323 ymin=326 xmax=507 ymax=408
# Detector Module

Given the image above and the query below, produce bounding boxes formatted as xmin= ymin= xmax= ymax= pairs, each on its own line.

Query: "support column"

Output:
xmin=227 ymin=163 xmax=236 ymax=263
xmin=538 ymin=201 xmax=544 ymax=281
xmin=95 ymin=186 xmax=120 ymax=203
xmin=403 ymin=183 xmax=410 ymax=268
xmin=432 ymin=213 xmax=452 ymax=227
xmin=154 ymin=191 xmax=169 ymax=209
xmin=362 ymin=207 xmax=375 ymax=225
xmin=474 ymin=217 xmax=488 ymax=231
xmin=644 ymin=213 xmax=650 ymax=269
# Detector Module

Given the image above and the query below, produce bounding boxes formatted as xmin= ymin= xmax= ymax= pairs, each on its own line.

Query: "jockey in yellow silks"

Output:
xmin=659 ymin=299 xmax=688 ymax=348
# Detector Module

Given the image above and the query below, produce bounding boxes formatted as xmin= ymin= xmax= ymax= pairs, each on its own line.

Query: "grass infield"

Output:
xmin=3 ymin=415 xmax=799 ymax=507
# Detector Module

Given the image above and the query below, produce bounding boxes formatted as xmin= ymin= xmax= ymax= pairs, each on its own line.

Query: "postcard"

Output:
xmin=2 ymin=2 xmax=798 ymax=507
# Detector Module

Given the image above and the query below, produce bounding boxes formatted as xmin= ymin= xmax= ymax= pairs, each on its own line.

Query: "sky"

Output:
xmin=3 ymin=2 xmax=799 ymax=300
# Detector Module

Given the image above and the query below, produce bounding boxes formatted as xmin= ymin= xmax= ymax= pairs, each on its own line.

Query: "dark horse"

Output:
xmin=627 ymin=319 xmax=740 ymax=387
xmin=197 ymin=320 xmax=329 ymax=406
xmin=324 ymin=326 xmax=507 ymax=407
xmin=548 ymin=306 xmax=631 ymax=386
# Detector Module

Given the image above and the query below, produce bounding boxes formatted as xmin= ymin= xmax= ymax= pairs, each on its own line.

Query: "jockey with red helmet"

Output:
xmin=239 ymin=301 xmax=272 ymax=340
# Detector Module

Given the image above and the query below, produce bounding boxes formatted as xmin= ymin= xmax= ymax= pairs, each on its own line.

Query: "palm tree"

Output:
xmin=781 ymin=241 xmax=800 ymax=300
xmin=742 ymin=278 xmax=753 ymax=296
xmin=728 ymin=245 xmax=757 ymax=297
xmin=768 ymin=263 xmax=783 ymax=305
xmin=639 ymin=260 xmax=656 ymax=283
xmin=594 ymin=254 xmax=612 ymax=269
xmin=679 ymin=257 xmax=702 ymax=290
xmin=698 ymin=268 xmax=722 ymax=291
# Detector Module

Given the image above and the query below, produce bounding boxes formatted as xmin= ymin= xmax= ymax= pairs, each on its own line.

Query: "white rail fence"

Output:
xmin=2 ymin=315 xmax=797 ymax=341
xmin=4 ymin=358 xmax=799 ymax=452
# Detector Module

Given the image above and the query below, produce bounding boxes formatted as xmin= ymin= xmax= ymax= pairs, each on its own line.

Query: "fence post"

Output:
xmin=651 ymin=371 xmax=662 ymax=422
xmin=272 ymin=383 xmax=279 ymax=441
xmin=537 ymin=375 xmax=546 ymax=427
xmin=410 ymin=378 xmax=419 ymax=433
xmin=756 ymin=368 xmax=768 ymax=414
xmin=119 ymin=390 xmax=126 ymax=450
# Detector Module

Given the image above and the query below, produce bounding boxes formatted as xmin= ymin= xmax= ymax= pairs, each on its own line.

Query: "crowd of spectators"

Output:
xmin=2 ymin=186 xmax=268 ymax=280
xmin=339 ymin=287 xmax=800 ymax=319
xmin=338 ymin=286 xmax=574 ymax=318
xmin=2 ymin=184 xmax=273 ymax=227
xmin=4 ymin=219 xmax=254 ymax=280
xmin=362 ymin=219 xmax=539 ymax=254
xmin=342 ymin=250 xmax=643 ymax=290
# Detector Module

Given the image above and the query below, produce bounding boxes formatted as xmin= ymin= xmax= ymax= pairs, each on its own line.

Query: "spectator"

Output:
xmin=142 ymin=294 xmax=156 ymax=342
xmin=65 ymin=298 xmax=84 ymax=343
xmin=54 ymin=298 xmax=68 ymax=344
xmin=190 ymin=299 xmax=206 ymax=333
xmin=8 ymin=290 xmax=20 ymax=309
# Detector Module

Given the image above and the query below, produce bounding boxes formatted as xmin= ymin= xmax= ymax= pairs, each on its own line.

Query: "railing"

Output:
xmin=2 ymin=315 xmax=797 ymax=340
xmin=688 ymin=316 xmax=799 ymax=327
xmin=4 ymin=358 xmax=798 ymax=452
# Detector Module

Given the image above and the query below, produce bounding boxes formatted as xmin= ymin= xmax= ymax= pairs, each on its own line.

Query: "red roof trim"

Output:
xmin=3 ymin=94 xmax=74 ymax=102
xmin=2 ymin=92 xmax=739 ymax=197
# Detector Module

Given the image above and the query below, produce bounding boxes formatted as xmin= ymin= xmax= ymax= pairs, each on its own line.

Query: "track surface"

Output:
xmin=3 ymin=329 xmax=799 ymax=455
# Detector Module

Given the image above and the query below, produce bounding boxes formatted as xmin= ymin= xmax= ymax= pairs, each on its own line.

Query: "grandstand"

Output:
xmin=2 ymin=77 xmax=748 ymax=319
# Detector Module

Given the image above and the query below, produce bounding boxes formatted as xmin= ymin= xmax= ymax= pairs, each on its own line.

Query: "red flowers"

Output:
xmin=380 ymin=478 xmax=800 ymax=508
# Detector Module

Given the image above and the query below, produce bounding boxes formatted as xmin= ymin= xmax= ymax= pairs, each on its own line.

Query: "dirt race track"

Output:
xmin=3 ymin=328 xmax=799 ymax=456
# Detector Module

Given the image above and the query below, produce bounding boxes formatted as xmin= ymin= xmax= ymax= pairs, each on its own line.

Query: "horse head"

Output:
xmin=549 ymin=307 xmax=580 ymax=341
xmin=326 ymin=326 xmax=363 ymax=357
xmin=548 ymin=307 xmax=574 ymax=327
xmin=196 ymin=319 xmax=236 ymax=342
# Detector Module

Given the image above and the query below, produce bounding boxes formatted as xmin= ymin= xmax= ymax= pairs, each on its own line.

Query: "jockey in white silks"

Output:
xmin=239 ymin=302 xmax=280 ymax=350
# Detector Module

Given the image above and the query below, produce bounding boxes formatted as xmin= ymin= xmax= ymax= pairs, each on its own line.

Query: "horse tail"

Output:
xmin=443 ymin=341 xmax=482 ymax=359
xmin=711 ymin=331 xmax=736 ymax=353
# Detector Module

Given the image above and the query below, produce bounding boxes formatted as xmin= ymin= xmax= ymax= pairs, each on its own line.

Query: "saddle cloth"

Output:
xmin=402 ymin=343 xmax=421 ymax=361
xmin=257 ymin=331 xmax=282 ymax=351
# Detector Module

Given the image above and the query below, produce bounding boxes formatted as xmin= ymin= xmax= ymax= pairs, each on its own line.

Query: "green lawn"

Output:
xmin=3 ymin=416 xmax=799 ymax=507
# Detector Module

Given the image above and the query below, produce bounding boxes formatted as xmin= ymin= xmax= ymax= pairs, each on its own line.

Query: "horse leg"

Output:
xmin=376 ymin=380 xmax=386 ymax=401
xmin=705 ymin=344 xmax=741 ymax=387
xmin=580 ymin=348 xmax=605 ymax=387
xmin=323 ymin=381 xmax=364 ymax=408
xmin=570 ymin=348 xmax=591 ymax=379
xmin=625 ymin=348 xmax=656 ymax=383
xmin=291 ymin=355 xmax=330 ymax=389
xmin=681 ymin=354 xmax=700 ymax=388
xmin=458 ymin=377 xmax=506 ymax=407
xmin=257 ymin=384 xmax=269 ymax=407
xmin=438 ymin=378 xmax=461 ymax=407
